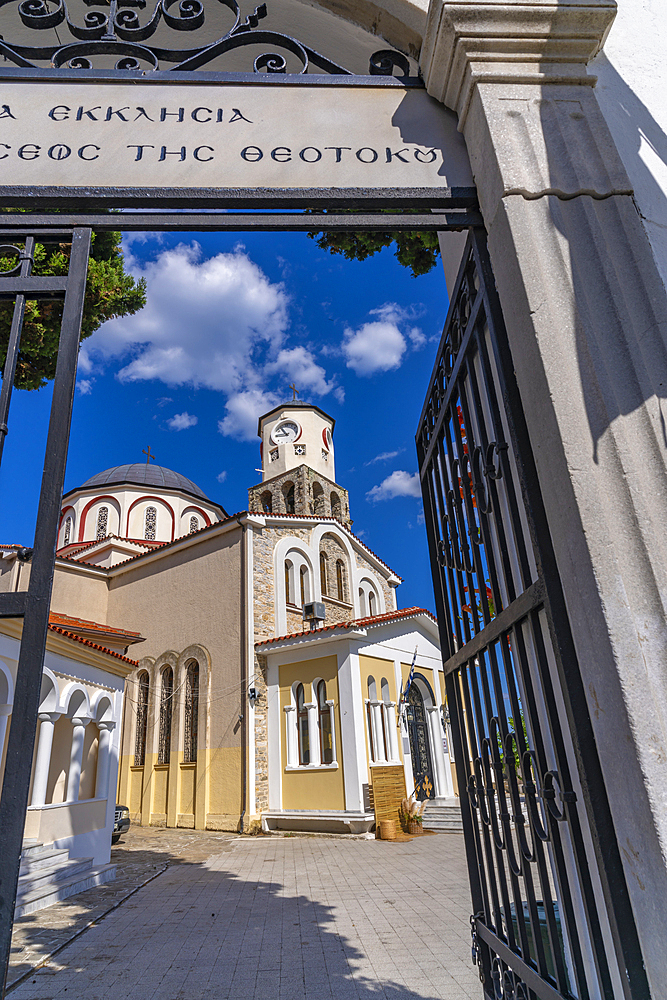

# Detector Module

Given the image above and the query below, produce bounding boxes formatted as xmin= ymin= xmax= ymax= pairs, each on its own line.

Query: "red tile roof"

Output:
xmin=49 ymin=611 xmax=143 ymax=640
xmin=255 ymin=607 xmax=437 ymax=647
xmin=57 ymin=535 xmax=166 ymax=557
xmin=47 ymin=625 xmax=139 ymax=666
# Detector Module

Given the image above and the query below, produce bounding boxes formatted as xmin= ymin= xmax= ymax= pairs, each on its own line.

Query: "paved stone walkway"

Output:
xmin=9 ymin=828 xmax=480 ymax=1000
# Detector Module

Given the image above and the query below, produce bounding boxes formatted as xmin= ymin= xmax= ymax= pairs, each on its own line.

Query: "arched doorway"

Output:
xmin=406 ymin=684 xmax=435 ymax=801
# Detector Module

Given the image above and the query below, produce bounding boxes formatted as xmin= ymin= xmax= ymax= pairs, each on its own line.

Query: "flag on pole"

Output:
xmin=399 ymin=647 xmax=418 ymax=725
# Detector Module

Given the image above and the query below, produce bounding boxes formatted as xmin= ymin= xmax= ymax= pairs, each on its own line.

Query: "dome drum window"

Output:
xmin=96 ymin=506 xmax=109 ymax=540
xmin=63 ymin=516 xmax=72 ymax=546
xmin=189 ymin=515 xmax=199 ymax=534
xmin=144 ymin=506 xmax=157 ymax=541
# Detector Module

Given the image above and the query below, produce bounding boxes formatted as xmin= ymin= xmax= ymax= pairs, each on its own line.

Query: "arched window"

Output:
xmin=134 ymin=671 xmax=149 ymax=767
xmin=63 ymin=516 xmax=72 ymax=547
xmin=318 ymin=680 xmax=333 ymax=765
xmin=312 ymin=482 xmax=324 ymax=515
xmin=285 ymin=561 xmax=293 ymax=605
xmin=336 ymin=560 xmax=345 ymax=602
xmin=184 ymin=661 xmax=199 ymax=763
xmin=144 ymin=506 xmax=157 ymax=541
xmin=296 ymin=683 xmax=310 ymax=765
xmin=260 ymin=490 xmax=272 ymax=513
xmin=158 ymin=666 xmax=173 ymax=765
xmin=320 ymin=552 xmax=328 ymax=596
xmin=300 ymin=565 xmax=307 ymax=606
xmin=330 ymin=492 xmax=341 ymax=519
xmin=368 ymin=591 xmax=376 ymax=616
xmin=283 ymin=482 xmax=295 ymax=515
xmin=189 ymin=515 xmax=199 ymax=534
xmin=96 ymin=506 xmax=109 ymax=540
xmin=359 ymin=588 xmax=366 ymax=618
xmin=367 ymin=675 xmax=377 ymax=761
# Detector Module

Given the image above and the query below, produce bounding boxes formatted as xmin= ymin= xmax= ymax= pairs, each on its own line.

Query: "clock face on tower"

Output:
xmin=271 ymin=420 xmax=301 ymax=445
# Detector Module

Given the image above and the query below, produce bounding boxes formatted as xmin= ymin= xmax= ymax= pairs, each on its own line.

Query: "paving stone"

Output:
xmin=8 ymin=826 xmax=479 ymax=1000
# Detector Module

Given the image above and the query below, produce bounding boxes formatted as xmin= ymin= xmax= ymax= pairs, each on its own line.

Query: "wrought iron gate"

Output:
xmin=416 ymin=231 xmax=649 ymax=1000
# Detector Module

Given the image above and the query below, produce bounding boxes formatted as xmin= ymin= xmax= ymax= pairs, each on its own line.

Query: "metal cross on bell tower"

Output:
xmin=142 ymin=445 xmax=156 ymax=464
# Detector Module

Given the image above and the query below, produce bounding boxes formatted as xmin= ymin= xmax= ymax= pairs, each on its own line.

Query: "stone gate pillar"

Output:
xmin=421 ymin=0 xmax=667 ymax=989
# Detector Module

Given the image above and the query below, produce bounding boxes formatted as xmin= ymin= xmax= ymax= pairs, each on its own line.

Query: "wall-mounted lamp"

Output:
xmin=248 ymin=687 xmax=259 ymax=704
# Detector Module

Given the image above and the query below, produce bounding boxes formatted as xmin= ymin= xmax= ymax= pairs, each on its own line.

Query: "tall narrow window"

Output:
xmin=184 ymin=661 xmax=199 ymax=763
xmin=359 ymin=588 xmax=366 ymax=618
xmin=96 ymin=506 xmax=108 ymax=540
xmin=336 ymin=560 xmax=345 ymax=602
xmin=134 ymin=671 xmax=149 ymax=766
xmin=284 ymin=482 xmax=295 ymax=514
xmin=63 ymin=516 xmax=72 ymax=547
xmin=260 ymin=490 xmax=272 ymax=513
xmin=144 ymin=506 xmax=157 ymax=541
xmin=296 ymin=683 xmax=310 ymax=765
xmin=320 ymin=552 xmax=328 ymax=596
xmin=189 ymin=515 xmax=199 ymax=534
xmin=285 ymin=561 xmax=292 ymax=605
xmin=158 ymin=666 xmax=173 ymax=765
xmin=318 ymin=680 xmax=333 ymax=764
xmin=366 ymin=676 xmax=376 ymax=762
xmin=368 ymin=591 xmax=376 ymax=616
xmin=330 ymin=492 xmax=341 ymax=519
xmin=312 ymin=482 xmax=324 ymax=515
xmin=300 ymin=566 xmax=307 ymax=606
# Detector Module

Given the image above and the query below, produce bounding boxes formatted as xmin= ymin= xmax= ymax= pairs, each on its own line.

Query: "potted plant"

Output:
xmin=399 ymin=795 xmax=425 ymax=834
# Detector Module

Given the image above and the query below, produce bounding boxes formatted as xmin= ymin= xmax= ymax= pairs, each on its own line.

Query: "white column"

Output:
xmin=326 ymin=700 xmax=337 ymax=764
xmin=426 ymin=705 xmax=451 ymax=799
xmin=385 ymin=703 xmax=400 ymax=763
xmin=0 ymin=705 xmax=11 ymax=765
xmin=284 ymin=705 xmax=297 ymax=767
xmin=95 ymin=722 xmax=115 ymax=801
xmin=67 ymin=716 xmax=89 ymax=803
xmin=31 ymin=712 xmax=59 ymax=807
xmin=370 ymin=702 xmax=386 ymax=762
xmin=305 ymin=703 xmax=319 ymax=765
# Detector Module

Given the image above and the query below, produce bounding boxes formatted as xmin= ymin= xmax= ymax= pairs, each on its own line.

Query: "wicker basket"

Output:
xmin=407 ymin=819 xmax=422 ymax=835
xmin=379 ymin=819 xmax=398 ymax=841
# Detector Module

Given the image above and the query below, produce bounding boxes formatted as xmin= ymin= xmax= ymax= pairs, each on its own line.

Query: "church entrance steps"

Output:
xmin=15 ymin=843 xmax=116 ymax=918
xmin=422 ymin=798 xmax=463 ymax=834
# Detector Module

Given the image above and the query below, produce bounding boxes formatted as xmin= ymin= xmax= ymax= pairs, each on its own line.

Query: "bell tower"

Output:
xmin=248 ymin=401 xmax=351 ymax=526
xmin=258 ymin=403 xmax=335 ymax=482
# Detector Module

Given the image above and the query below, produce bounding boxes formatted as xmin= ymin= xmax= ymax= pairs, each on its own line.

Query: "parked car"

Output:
xmin=113 ymin=804 xmax=131 ymax=844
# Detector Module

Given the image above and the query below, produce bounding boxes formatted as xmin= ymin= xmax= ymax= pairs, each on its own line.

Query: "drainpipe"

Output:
xmin=236 ymin=515 xmax=248 ymax=835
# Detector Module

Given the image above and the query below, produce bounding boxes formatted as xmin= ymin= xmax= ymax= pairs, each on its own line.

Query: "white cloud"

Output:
xmin=80 ymin=244 xmax=289 ymax=393
xmin=408 ymin=327 xmax=426 ymax=349
xmin=366 ymin=470 xmax=422 ymax=502
xmin=167 ymin=411 xmax=198 ymax=431
xmin=217 ymin=471 xmax=228 ymax=483
xmin=76 ymin=378 xmax=94 ymax=395
xmin=265 ymin=346 xmax=334 ymax=397
xmin=364 ymin=449 xmax=404 ymax=466
xmin=342 ymin=318 xmax=406 ymax=376
xmin=218 ymin=389 xmax=280 ymax=442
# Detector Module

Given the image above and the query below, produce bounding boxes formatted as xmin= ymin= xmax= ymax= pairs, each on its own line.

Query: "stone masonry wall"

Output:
xmin=249 ymin=465 xmax=351 ymax=528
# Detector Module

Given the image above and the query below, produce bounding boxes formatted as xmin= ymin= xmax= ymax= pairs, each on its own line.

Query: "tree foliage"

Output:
xmin=307 ymin=214 xmax=441 ymax=277
xmin=0 ymin=227 xmax=146 ymax=390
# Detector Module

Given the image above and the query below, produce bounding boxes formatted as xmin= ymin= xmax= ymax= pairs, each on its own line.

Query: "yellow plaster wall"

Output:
xmin=279 ymin=655 xmax=345 ymax=811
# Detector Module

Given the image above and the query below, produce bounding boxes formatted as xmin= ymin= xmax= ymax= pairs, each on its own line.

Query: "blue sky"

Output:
xmin=0 ymin=229 xmax=448 ymax=612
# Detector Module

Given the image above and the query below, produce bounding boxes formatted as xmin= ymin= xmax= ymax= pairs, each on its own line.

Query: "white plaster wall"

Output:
xmin=592 ymin=0 xmax=667 ymax=288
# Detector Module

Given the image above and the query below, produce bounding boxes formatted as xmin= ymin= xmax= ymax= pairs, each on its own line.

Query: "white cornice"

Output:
xmin=0 ymin=620 xmax=135 ymax=678
xmin=421 ymin=0 xmax=617 ymax=123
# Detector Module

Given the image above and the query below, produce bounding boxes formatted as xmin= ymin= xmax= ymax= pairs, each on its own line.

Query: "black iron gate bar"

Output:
xmin=416 ymin=230 xmax=650 ymax=1000
xmin=0 ymin=227 xmax=91 ymax=997
xmin=0 ymin=211 xmax=482 ymax=233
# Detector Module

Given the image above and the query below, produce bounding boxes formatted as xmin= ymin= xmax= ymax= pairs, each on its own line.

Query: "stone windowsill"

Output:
xmin=179 ymin=761 xmax=197 ymax=770
xmin=153 ymin=763 xmax=170 ymax=771
xmin=130 ymin=764 xmax=145 ymax=771
xmin=369 ymin=760 xmax=402 ymax=767
xmin=285 ymin=763 xmax=339 ymax=772
xmin=322 ymin=596 xmax=353 ymax=610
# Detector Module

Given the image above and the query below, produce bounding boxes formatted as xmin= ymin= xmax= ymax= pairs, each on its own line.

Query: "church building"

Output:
xmin=2 ymin=401 xmax=454 ymax=837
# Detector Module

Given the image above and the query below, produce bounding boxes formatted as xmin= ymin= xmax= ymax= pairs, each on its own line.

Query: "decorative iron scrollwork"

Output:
xmin=0 ymin=0 xmax=414 ymax=74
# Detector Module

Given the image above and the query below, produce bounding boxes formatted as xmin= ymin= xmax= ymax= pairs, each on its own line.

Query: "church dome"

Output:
xmin=79 ymin=464 xmax=209 ymax=500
